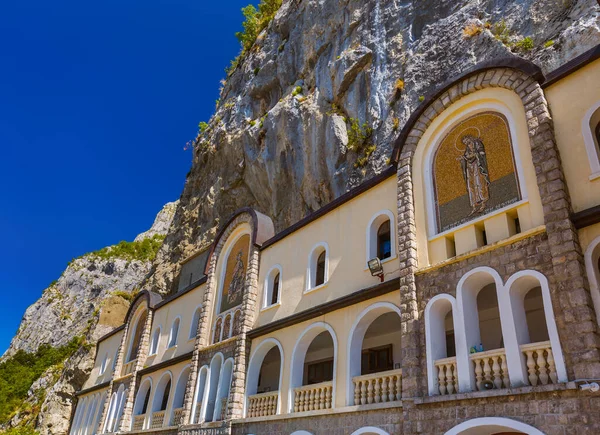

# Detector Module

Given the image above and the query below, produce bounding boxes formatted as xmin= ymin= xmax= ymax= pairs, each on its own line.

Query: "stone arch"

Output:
xmin=191 ymin=365 xmax=209 ymax=424
xmin=289 ymin=321 xmax=338 ymax=412
xmin=245 ymin=338 xmax=284 ymax=416
xmin=585 ymin=235 xmax=600 ymax=326
xmin=351 ymin=428 xmax=390 ymax=435
xmin=425 ymin=294 xmax=462 ymax=395
xmin=444 ymin=417 xmax=546 ymax=434
xmin=346 ymin=302 xmax=402 ymax=405
xmin=505 ymin=270 xmax=567 ymax=384
xmin=170 ymin=365 xmax=191 ymax=425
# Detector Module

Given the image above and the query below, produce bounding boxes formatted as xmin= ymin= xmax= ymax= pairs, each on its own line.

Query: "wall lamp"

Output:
xmin=368 ymin=257 xmax=384 ymax=282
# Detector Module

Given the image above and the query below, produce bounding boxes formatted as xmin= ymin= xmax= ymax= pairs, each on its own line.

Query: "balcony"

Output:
xmin=132 ymin=414 xmax=145 ymax=431
xmin=434 ymin=356 xmax=458 ymax=395
xmin=247 ymin=391 xmax=278 ymax=417
xmin=151 ymin=410 xmax=165 ymax=429
xmin=352 ymin=368 xmax=402 ymax=405
xmin=470 ymin=348 xmax=509 ymax=391
xmin=293 ymin=381 xmax=333 ymax=412
xmin=521 ymin=341 xmax=558 ymax=386
xmin=171 ymin=407 xmax=184 ymax=426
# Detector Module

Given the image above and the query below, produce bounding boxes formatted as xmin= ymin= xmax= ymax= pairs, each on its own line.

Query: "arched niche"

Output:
xmin=191 ymin=365 xmax=209 ymax=424
xmin=346 ymin=302 xmax=402 ymax=405
xmin=204 ymin=353 xmax=224 ymax=422
xmin=213 ymin=358 xmax=234 ymax=421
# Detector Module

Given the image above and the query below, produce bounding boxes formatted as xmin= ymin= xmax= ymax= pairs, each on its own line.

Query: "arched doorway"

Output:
xmin=445 ymin=417 xmax=546 ymax=434
xmin=245 ymin=338 xmax=283 ymax=417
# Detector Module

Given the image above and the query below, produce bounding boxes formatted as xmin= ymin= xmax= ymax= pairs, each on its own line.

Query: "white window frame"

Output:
xmin=149 ymin=326 xmax=161 ymax=356
xmin=582 ymin=101 xmax=600 ymax=180
xmin=305 ymin=242 xmax=329 ymax=293
xmin=365 ymin=210 xmax=397 ymax=268
xmin=168 ymin=317 xmax=181 ymax=349
xmin=262 ymin=265 xmax=283 ymax=310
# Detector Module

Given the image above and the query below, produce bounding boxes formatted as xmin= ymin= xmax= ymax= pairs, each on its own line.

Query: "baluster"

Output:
xmin=446 ymin=364 xmax=455 ymax=395
xmin=249 ymin=398 xmax=254 ymax=417
xmin=314 ymin=388 xmax=320 ymax=410
xmin=537 ymin=349 xmax=549 ymax=385
xmin=547 ymin=347 xmax=558 ymax=384
xmin=367 ymin=379 xmax=374 ymax=404
xmin=474 ymin=358 xmax=484 ymax=391
xmin=395 ymin=374 xmax=402 ymax=401
xmin=353 ymin=381 xmax=359 ymax=405
xmin=360 ymin=380 xmax=367 ymax=405
xmin=299 ymin=390 xmax=305 ymax=412
xmin=482 ymin=357 xmax=492 ymax=387
xmin=492 ymin=356 xmax=502 ymax=390
xmin=526 ymin=350 xmax=538 ymax=386
xmin=294 ymin=391 xmax=299 ymax=412
xmin=386 ymin=376 xmax=393 ymax=402
xmin=438 ymin=364 xmax=447 ymax=395
xmin=326 ymin=386 xmax=332 ymax=409
xmin=374 ymin=378 xmax=381 ymax=403
xmin=500 ymin=356 xmax=509 ymax=388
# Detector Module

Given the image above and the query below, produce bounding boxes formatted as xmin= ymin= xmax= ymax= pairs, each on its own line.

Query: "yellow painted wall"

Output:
xmin=579 ymin=222 xmax=600 ymax=255
xmin=146 ymin=284 xmax=205 ymax=368
xmin=255 ymin=176 xmax=399 ymax=327
xmin=545 ymin=58 xmax=600 ymax=213
xmin=83 ymin=329 xmax=123 ymax=389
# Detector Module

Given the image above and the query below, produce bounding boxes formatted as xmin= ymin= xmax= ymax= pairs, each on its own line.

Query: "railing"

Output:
xmin=293 ymin=381 xmax=333 ymax=412
xmin=247 ymin=391 xmax=279 ymax=417
xmin=520 ymin=340 xmax=558 ymax=386
xmin=171 ymin=407 xmax=184 ymax=426
xmin=122 ymin=359 xmax=136 ymax=376
xmin=434 ymin=356 xmax=458 ymax=395
xmin=132 ymin=414 xmax=145 ymax=431
xmin=352 ymin=368 xmax=402 ymax=405
xmin=470 ymin=348 xmax=509 ymax=391
xmin=151 ymin=410 xmax=165 ymax=429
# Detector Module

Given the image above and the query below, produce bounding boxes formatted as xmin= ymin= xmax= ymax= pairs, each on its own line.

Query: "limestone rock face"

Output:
xmin=3 ymin=202 xmax=177 ymax=433
xmin=146 ymin=0 xmax=600 ymax=295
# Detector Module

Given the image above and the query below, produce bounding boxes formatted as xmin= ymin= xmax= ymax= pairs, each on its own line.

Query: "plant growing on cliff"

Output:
xmin=86 ymin=234 xmax=165 ymax=262
xmin=0 ymin=337 xmax=83 ymax=423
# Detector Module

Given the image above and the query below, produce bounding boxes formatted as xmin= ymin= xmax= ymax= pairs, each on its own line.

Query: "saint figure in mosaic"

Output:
xmin=227 ymin=251 xmax=245 ymax=305
xmin=459 ymin=134 xmax=490 ymax=215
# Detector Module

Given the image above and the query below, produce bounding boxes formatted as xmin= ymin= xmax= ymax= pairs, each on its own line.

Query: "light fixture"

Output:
xmin=368 ymin=257 xmax=384 ymax=282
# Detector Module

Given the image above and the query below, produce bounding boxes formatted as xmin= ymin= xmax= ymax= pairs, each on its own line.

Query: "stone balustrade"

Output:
xmin=122 ymin=359 xmax=136 ymax=377
xmin=193 ymin=402 xmax=202 ymax=423
xmin=171 ymin=407 xmax=184 ymax=426
xmin=434 ymin=356 xmax=458 ymax=395
xmin=470 ymin=348 xmax=509 ymax=391
xmin=352 ymin=368 xmax=402 ymax=405
xmin=247 ymin=391 xmax=279 ymax=417
xmin=132 ymin=414 xmax=145 ymax=431
xmin=218 ymin=397 xmax=228 ymax=421
xmin=520 ymin=340 xmax=558 ymax=386
xmin=293 ymin=381 xmax=333 ymax=412
xmin=151 ymin=410 xmax=165 ymax=429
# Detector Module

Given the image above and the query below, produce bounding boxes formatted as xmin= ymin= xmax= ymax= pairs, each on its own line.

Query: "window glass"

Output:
xmin=306 ymin=359 xmax=333 ymax=385
xmin=315 ymin=251 xmax=326 ymax=286
xmin=169 ymin=319 xmax=180 ymax=347
xmin=160 ymin=380 xmax=171 ymax=410
xmin=150 ymin=328 xmax=160 ymax=354
xmin=271 ymin=273 xmax=280 ymax=305
xmin=377 ymin=220 xmax=392 ymax=259
xmin=141 ymin=389 xmax=150 ymax=414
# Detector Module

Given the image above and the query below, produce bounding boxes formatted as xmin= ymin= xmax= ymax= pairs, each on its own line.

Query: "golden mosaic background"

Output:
xmin=220 ymin=234 xmax=249 ymax=313
xmin=433 ymin=111 xmax=521 ymax=232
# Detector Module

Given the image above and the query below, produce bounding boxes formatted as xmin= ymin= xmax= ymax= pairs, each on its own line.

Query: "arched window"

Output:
xmin=168 ymin=318 xmax=180 ymax=348
xmin=170 ymin=366 xmax=191 ymax=425
xmin=149 ymin=327 xmax=161 ymax=355
xmin=189 ymin=306 xmax=202 ymax=339
xmin=263 ymin=266 xmax=282 ymax=308
xmin=191 ymin=365 xmax=208 ymax=424
xmin=127 ymin=310 xmax=148 ymax=362
xmin=582 ymin=103 xmax=600 ymax=177
xmin=306 ymin=243 xmax=329 ymax=291
xmin=366 ymin=211 xmax=396 ymax=265
xmin=161 ymin=379 xmax=171 ymax=410
xmin=99 ymin=353 xmax=108 ymax=376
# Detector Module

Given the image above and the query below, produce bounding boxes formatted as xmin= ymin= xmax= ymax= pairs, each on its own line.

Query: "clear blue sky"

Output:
xmin=0 ymin=0 xmax=251 ymax=354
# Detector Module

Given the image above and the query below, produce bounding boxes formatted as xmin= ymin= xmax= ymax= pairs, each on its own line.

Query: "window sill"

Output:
xmin=260 ymin=302 xmax=281 ymax=313
xmin=304 ymin=281 xmax=328 ymax=294
xmin=590 ymin=171 xmax=600 ymax=181
xmin=188 ymin=336 xmax=197 ymax=342
xmin=166 ymin=345 xmax=178 ymax=351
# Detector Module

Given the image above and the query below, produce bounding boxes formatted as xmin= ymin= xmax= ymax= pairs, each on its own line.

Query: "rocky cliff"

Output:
xmin=2 ymin=201 xmax=177 ymax=434
xmin=147 ymin=0 xmax=600 ymax=296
